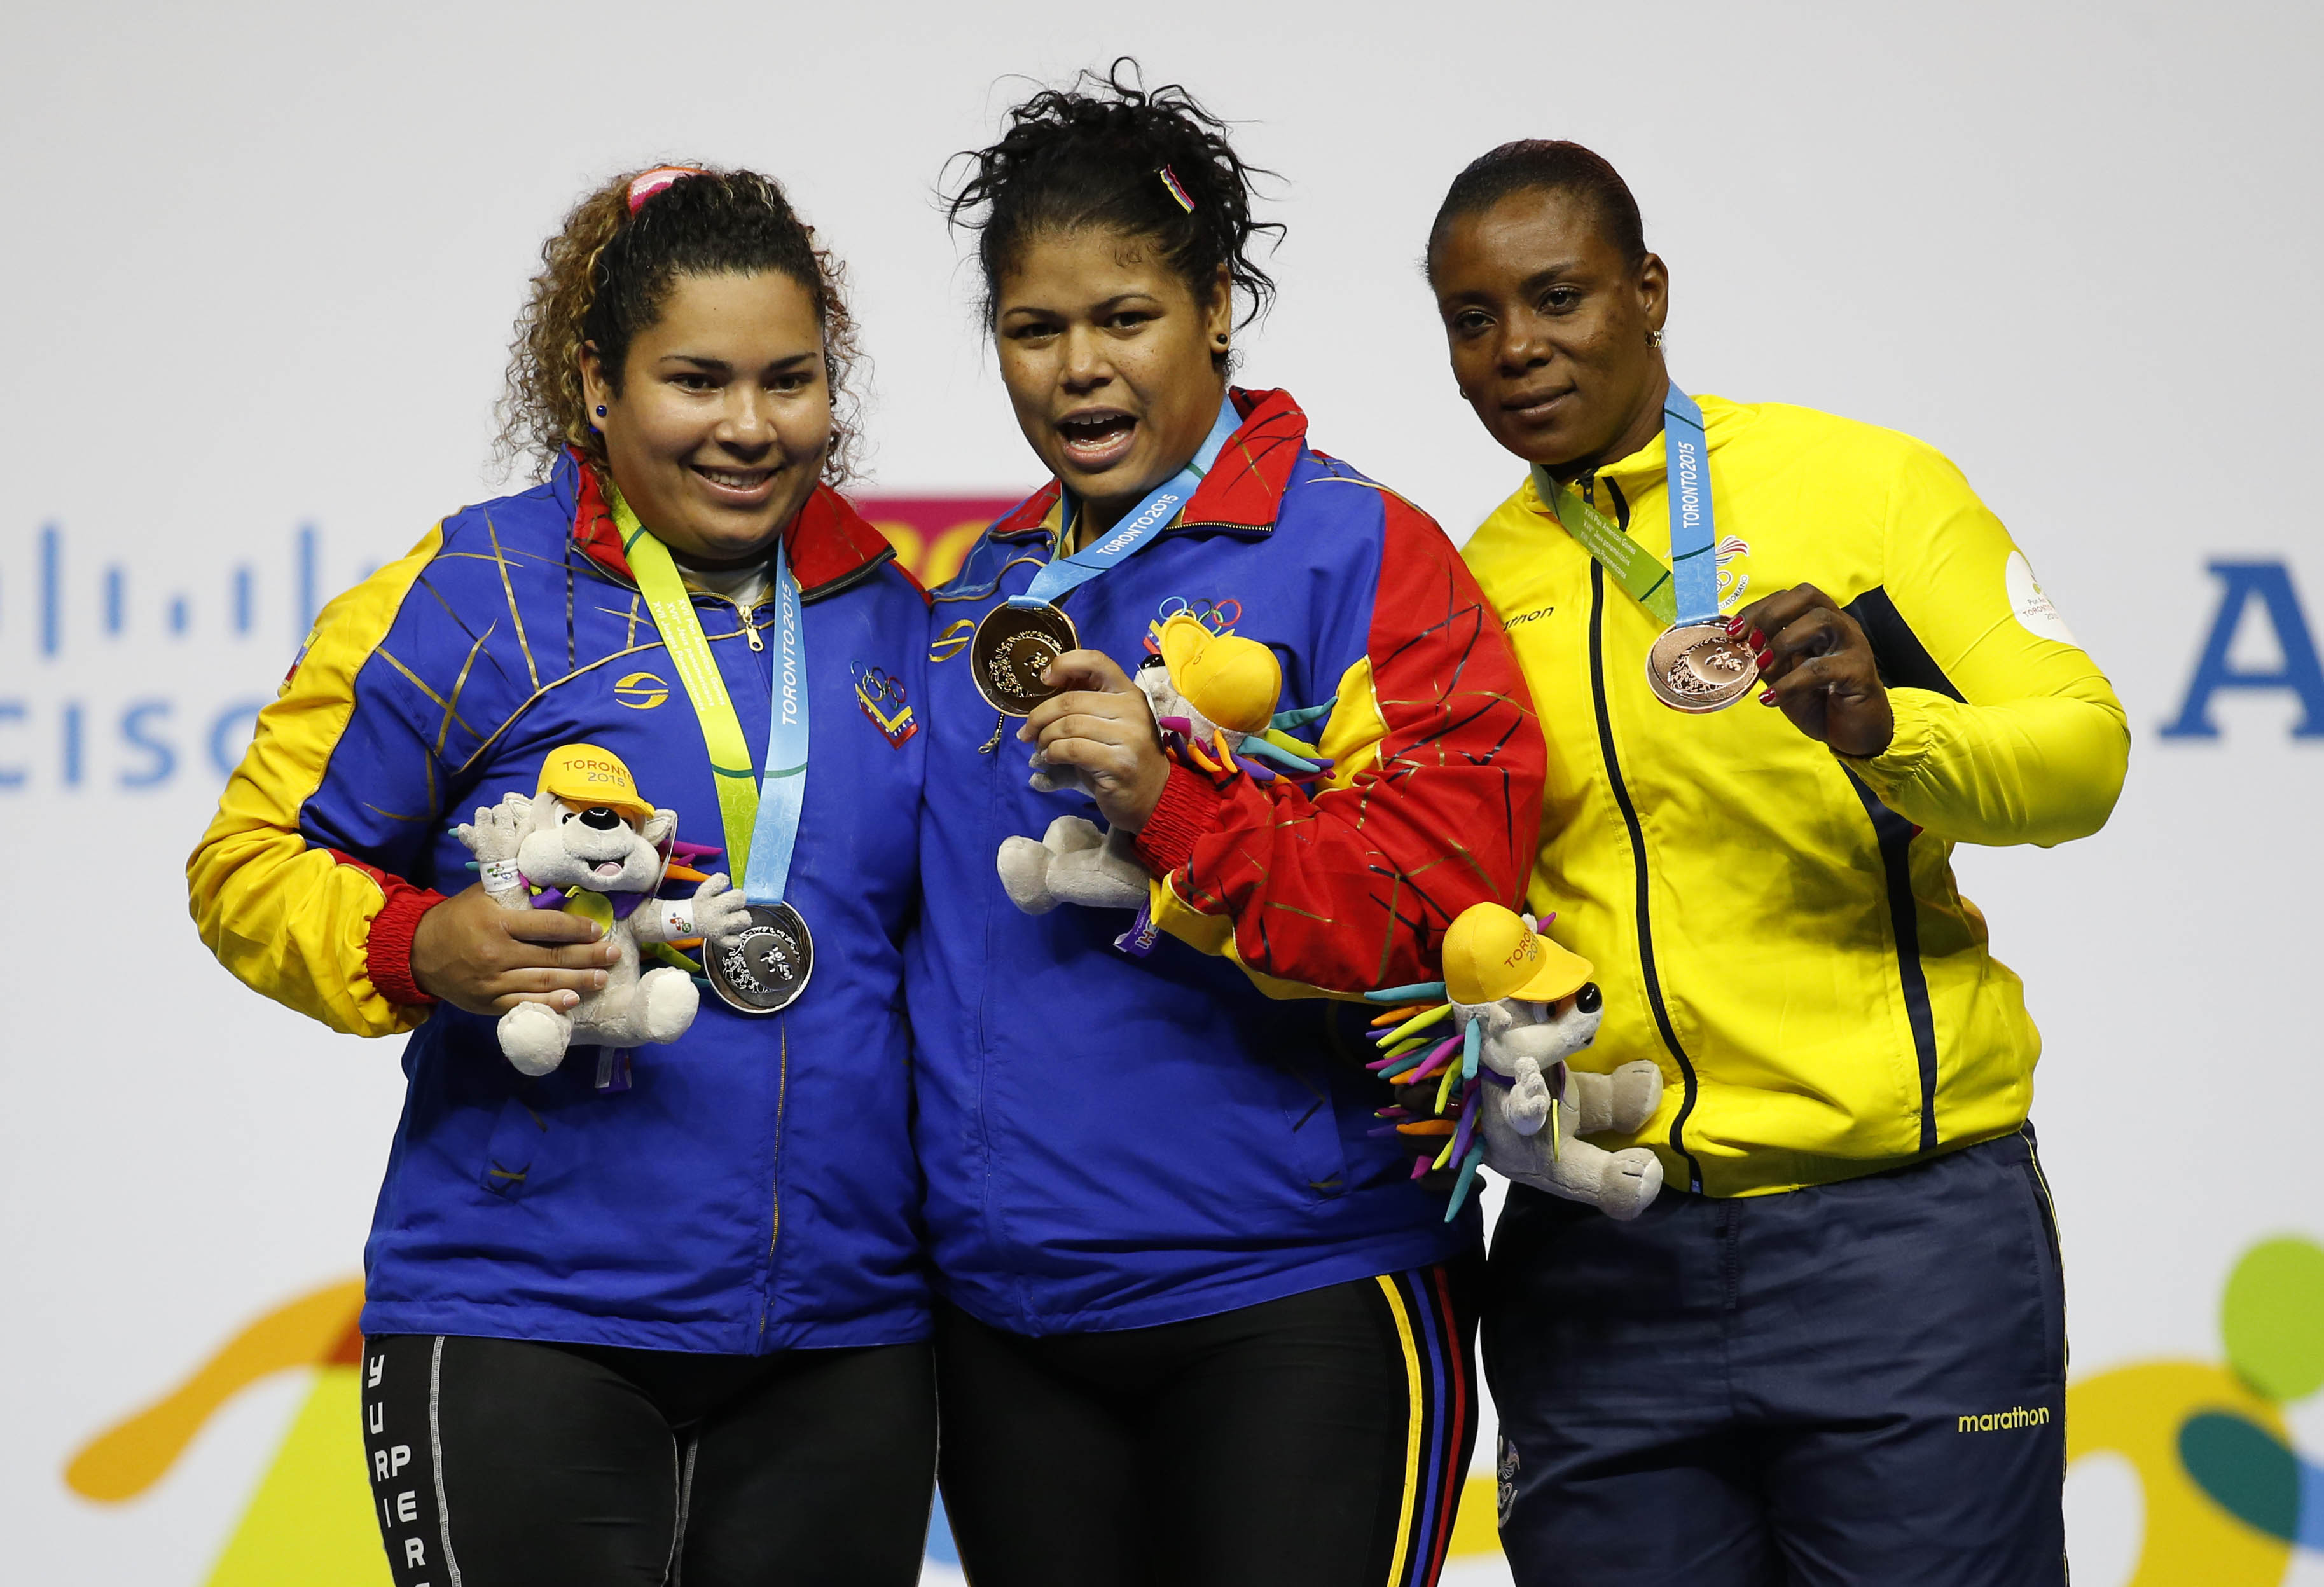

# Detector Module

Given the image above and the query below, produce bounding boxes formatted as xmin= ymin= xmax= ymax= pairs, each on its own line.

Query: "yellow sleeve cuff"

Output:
xmin=1835 ymin=687 xmax=1942 ymax=802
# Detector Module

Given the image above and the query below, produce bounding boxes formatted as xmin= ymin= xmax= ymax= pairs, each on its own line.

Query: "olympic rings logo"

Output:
xmin=1156 ymin=596 xmax=1242 ymax=634
xmin=852 ymin=663 xmax=906 ymax=706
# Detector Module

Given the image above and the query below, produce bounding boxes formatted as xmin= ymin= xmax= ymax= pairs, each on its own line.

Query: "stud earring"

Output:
xmin=1646 ymin=330 xmax=1664 ymax=348
xmin=595 ymin=404 xmax=607 ymax=417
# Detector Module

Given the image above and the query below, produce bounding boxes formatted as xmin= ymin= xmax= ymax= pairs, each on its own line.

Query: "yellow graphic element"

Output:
xmin=67 ymin=1279 xmax=387 ymax=1584
xmin=930 ymin=619 xmax=974 ymax=664
xmin=1450 ymin=1473 xmax=1499 ymax=1558
xmin=2066 ymin=1360 xmax=2293 ymax=1587
xmin=205 ymin=1365 xmax=390 ymax=1586
xmin=613 ymin=670 xmax=670 ymax=710
xmin=875 ymin=518 xmax=986 ymax=590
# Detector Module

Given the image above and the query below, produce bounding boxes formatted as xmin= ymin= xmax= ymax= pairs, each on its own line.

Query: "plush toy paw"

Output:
xmin=691 ymin=874 xmax=752 ymax=950
xmin=456 ymin=791 xmax=533 ymax=867
xmin=1026 ymin=751 xmax=1098 ymax=798
xmin=1505 ymin=1057 xmax=1552 ymax=1136
xmin=997 ymin=816 xmax=1147 ymax=914
xmin=997 ymin=835 xmax=1064 ymax=913
xmin=497 ymin=1000 xmax=570 ymax=1076
xmin=1603 ymin=1061 xmax=1663 ymax=1135
xmin=636 ymin=965 xmax=700 ymax=1045
xmin=1597 ymin=1148 xmax=1664 ymax=1221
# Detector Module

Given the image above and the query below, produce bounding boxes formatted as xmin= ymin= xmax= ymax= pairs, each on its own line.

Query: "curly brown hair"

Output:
xmin=495 ymin=164 xmax=864 ymax=484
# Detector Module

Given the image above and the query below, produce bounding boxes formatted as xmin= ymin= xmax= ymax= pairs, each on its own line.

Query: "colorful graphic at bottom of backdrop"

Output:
xmin=2068 ymin=1233 xmax=2324 ymax=1584
xmin=64 ymin=1277 xmax=1509 ymax=1580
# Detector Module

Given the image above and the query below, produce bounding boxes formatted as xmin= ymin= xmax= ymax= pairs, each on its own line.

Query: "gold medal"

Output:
xmin=1645 ymin=622 xmax=1757 ymax=713
xmin=970 ymin=603 xmax=1078 ymax=717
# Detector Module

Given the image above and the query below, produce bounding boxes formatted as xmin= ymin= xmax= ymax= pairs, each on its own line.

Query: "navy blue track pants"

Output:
xmin=1484 ymin=1128 xmax=2066 ymax=1586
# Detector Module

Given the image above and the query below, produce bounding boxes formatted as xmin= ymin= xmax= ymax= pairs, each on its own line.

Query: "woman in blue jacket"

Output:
xmin=911 ymin=68 xmax=1546 ymax=1587
xmin=189 ymin=167 xmax=934 ymax=1586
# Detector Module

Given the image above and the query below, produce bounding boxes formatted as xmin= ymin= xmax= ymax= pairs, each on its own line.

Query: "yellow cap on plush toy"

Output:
xmin=1157 ymin=612 xmax=1280 ymax=734
xmin=1442 ymin=902 xmax=1593 ymax=1006
xmin=536 ymin=743 xmax=653 ymax=823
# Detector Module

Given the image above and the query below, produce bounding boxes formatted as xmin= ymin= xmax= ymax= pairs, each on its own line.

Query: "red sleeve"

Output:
xmin=328 ymin=848 xmax=445 ymax=1008
xmin=1134 ymin=496 xmax=1545 ymax=992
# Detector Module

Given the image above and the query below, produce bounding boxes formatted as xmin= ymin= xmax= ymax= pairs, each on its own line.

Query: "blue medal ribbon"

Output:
xmin=1662 ymin=386 xmax=1719 ymax=626
xmin=1007 ymin=399 xmax=1242 ymax=610
xmin=743 ymin=536 xmax=808 ymax=909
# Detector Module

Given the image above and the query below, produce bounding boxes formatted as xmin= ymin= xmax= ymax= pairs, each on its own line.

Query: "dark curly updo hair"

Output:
xmin=497 ymin=164 xmax=863 ymax=483
xmin=943 ymin=60 xmax=1282 ymax=367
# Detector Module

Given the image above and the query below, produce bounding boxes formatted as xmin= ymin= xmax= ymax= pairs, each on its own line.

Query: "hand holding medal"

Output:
xmin=1727 ymin=585 xmax=1895 ymax=757
xmin=1013 ymin=649 xmax=1173 ymax=834
xmin=971 ymin=399 xmax=1244 ymax=718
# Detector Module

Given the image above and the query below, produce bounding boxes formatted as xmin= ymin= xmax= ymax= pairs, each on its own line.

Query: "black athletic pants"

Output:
xmin=360 ymin=1333 xmax=936 ymax=1586
xmin=934 ymin=1261 xmax=1479 ymax=1587
xmin=1487 ymin=1129 xmax=2068 ymax=1586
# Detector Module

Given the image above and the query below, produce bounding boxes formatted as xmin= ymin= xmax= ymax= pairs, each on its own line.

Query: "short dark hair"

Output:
xmin=944 ymin=59 xmax=1282 ymax=356
xmin=1425 ymin=140 xmax=1647 ymax=283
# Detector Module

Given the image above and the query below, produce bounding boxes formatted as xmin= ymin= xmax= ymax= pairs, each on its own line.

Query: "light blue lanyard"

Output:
xmin=1663 ymin=386 xmax=1719 ymax=626
xmin=1007 ymin=399 xmax=1242 ymax=610
xmin=743 ymin=537 xmax=808 ymax=909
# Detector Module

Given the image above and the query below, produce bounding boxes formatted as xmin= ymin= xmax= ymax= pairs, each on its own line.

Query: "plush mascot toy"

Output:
xmin=997 ymin=611 xmax=1336 ymax=915
xmin=1365 ymin=902 xmax=1665 ymax=1221
xmin=455 ymin=743 xmax=752 ymax=1076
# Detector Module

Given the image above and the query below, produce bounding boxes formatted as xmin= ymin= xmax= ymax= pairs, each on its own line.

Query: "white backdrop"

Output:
xmin=5 ymin=3 xmax=2321 ymax=1582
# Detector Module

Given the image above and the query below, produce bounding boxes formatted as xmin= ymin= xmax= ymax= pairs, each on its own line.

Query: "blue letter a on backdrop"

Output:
xmin=2162 ymin=561 xmax=2324 ymax=739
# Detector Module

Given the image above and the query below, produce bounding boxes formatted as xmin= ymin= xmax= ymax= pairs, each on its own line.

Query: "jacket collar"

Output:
xmin=562 ymin=448 xmax=909 ymax=605
xmin=987 ymin=387 xmax=1310 ymax=544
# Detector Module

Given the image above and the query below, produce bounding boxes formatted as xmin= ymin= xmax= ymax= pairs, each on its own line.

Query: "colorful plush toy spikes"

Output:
xmin=1360 ymin=982 xmax=1505 ymax=1223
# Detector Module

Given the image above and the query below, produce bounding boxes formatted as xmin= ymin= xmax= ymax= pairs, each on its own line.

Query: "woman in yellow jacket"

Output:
xmin=1427 ymin=141 xmax=2125 ymax=1586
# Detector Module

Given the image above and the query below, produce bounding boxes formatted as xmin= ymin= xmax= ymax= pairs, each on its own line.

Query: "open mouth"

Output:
xmin=691 ymin=463 xmax=780 ymax=504
xmin=1056 ymin=409 xmax=1138 ymax=471
xmin=591 ymin=860 xmax=625 ymax=879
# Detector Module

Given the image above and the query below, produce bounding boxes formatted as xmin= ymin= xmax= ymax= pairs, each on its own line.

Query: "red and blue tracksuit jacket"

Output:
xmin=189 ymin=451 xmax=932 ymax=1354
xmin=908 ymin=387 xmax=1546 ymax=1335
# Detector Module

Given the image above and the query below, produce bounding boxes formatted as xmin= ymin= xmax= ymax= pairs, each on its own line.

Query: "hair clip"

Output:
xmin=626 ymin=166 xmax=703 ymax=214
xmin=1157 ymin=165 xmax=1196 ymax=214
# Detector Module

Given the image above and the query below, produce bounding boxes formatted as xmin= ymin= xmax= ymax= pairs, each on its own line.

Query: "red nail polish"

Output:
xmin=1755 ymin=650 xmax=1774 ymax=670
xmin=1726 ymin=615 xmax=1745 ymax=636
xmin=1748 ymin=629 xmax=1766 ymax=649
xmin=1759 ymin=688 xmax=1776 ymax=704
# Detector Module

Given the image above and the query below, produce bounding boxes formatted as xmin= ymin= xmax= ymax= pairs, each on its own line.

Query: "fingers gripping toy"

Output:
xmin=455 ymin=745 xmax=752 ymax=1076
xmin=1366 ymin=903 xmax=1665 ymax=1221
xmin=997 ymin=612 xmax=1337 ymax=916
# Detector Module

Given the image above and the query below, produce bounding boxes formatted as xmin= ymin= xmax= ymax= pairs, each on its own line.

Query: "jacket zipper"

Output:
xmin=1584 ymin=481 xmax=1707 ymax=1194
xmin=759 ymin=1019 xmax=791 ymax=1339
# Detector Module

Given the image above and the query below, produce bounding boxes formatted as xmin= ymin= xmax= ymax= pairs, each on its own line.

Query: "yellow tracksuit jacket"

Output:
xmin=1462 ymin=395 xmax=2127 ymax=1197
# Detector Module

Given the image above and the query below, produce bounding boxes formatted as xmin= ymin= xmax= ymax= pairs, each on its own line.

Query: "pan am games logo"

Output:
xmin=2069 ymin=1233 xmax=2324 ymax=1584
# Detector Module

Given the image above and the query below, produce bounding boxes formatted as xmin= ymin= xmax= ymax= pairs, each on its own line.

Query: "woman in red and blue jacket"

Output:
xmin=188 ymin=168 xmax=934 ymax=1587
xmin=910 ymin=69 xmax=1546 ymax=1587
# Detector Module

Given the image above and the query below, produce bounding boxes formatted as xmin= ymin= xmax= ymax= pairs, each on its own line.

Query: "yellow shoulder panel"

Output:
xmin=188 ymin=528 xmax=446 ymax=1038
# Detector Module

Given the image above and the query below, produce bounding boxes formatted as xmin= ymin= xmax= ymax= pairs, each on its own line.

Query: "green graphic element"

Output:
xmin=2223 ymin=1238 xmax=2324 ymax=1402
xmin=2182 ymin=1412 xmax=2303 ymax=1541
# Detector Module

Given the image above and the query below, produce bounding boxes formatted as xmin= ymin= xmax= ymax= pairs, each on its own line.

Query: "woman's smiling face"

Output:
xmin=582 ymin=270 xmax=831 ymax=567
xmin=993 ymin=228 xmax=1233 ymax=533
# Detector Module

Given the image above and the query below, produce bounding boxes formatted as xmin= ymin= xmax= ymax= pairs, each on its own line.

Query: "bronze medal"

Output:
xmin=1645 ymin=622 xmax=1757 ymax=714
xmin=706 ymin=902 xmax=814 ymax=1015
xmin=970 ymin=603 xmax=1078 ymax=717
